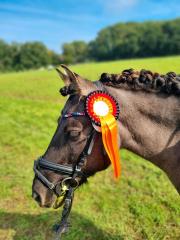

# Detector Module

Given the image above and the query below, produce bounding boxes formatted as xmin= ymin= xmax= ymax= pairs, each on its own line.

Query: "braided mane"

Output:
xmin=100 ymin=69 xmax=180 ymax=96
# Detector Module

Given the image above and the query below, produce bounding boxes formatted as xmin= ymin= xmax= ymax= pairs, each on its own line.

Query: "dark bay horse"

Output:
xmin=32 ymin=65 xmax=180 ymax=208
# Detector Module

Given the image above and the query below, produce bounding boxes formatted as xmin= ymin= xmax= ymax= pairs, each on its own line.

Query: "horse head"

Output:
xmin=32 ymin=65 xmax=111 ymax=208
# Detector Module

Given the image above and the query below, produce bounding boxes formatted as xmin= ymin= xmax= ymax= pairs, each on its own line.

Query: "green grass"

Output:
xmin=0 ymin=56 xmax=180 ymax=240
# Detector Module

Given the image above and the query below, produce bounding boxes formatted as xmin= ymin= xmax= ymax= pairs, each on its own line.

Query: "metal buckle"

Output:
xmin=75 ymin=165 xmax=82 ymax=173
xmin=61 ymin=177 xmax=79 ymax=189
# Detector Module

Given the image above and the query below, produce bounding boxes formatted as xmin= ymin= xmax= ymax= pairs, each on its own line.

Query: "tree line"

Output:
xmin=0 ymin=41 xmax=61 ymax=72
xmin=62 ymin=18 xmax=180 ymax=63
xmin=0 ymin=18 xmax=180 ymax=71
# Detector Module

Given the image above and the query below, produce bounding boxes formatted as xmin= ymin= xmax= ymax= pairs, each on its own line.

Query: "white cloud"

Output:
xmin=0 ymin=2 xmax=103 ymax=22
xmin=100 ymin=0 xmax=138 ymax=12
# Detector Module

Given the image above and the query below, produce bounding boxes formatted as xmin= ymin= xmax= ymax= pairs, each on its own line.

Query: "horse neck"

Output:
xmin=106 ymin=86 xmax=180 ymax=173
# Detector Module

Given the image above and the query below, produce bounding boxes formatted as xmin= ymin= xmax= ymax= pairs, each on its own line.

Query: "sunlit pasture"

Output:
xmin=0 ymin=55 xmax=179 ymax=240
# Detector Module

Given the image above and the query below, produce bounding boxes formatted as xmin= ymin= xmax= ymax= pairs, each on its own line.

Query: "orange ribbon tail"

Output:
xmin=100 ymin=114 xmax=121 ymax=178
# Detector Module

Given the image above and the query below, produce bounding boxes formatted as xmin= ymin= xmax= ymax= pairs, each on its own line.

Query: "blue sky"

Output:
xmin=0 ymin=0 xmax=179 ymax=52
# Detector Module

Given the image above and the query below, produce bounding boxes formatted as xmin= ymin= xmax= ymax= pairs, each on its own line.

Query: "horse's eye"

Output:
xmin=69 ymin=131 xmax=81 ymax=138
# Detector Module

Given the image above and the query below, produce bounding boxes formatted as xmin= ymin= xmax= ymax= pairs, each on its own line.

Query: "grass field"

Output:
xmin=0 ymin=55 xmax=180 ymax=240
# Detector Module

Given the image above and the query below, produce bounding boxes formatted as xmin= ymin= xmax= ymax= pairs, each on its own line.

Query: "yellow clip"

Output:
xmin=62 ymin=185 xmax=68 ymax=192
xmin=53 ymin=185 xmax=68 ymax=209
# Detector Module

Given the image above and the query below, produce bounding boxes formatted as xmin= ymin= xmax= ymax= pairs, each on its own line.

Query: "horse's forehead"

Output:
xmin=63 ymin=95 xmax=84 ymax=113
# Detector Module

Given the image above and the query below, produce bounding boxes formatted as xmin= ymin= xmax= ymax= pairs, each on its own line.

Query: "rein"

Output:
xmin=33 ymin=112 xmax=95 ymax=239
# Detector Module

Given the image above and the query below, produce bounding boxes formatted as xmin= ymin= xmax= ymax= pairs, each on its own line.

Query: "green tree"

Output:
xmin=0 ymin=40 xmax=14 ymax=71
xmin=162 ymin=18 xmax=180 ymax=55
xmin=89 ymin=18 xmax=180 ymax=61
xmin=62 ymin=41 xmax=88 ymax=64
xmin=48 ymin=50 xmax=62 ymax=66
xmin=18 ymin=42 xmax=50 ymax=70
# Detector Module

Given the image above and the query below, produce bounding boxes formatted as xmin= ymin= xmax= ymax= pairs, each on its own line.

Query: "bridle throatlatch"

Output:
xmin=33 ymin=90 xmax=120 ymax=239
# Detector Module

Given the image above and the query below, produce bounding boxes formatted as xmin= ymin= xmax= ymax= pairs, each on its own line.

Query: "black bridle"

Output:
xmin=33 ymin=112 xmax=95 ymax=239
xmin=33 ymin=125 xmax=95 ymax=195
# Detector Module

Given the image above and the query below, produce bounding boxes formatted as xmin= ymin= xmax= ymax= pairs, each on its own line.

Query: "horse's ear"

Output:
xmin=56 ymin=65 xmax=73 ymax=86
xmin=56 ymin=64 xmax=96 ymax=96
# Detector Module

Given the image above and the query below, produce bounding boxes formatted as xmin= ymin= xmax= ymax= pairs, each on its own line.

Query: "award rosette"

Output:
xmin=86 ymin=91 xmax=121 ymax=178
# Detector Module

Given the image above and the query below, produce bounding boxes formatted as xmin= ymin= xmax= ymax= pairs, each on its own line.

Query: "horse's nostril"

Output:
xmin=32 ymin=191 xmax=41 ymax=204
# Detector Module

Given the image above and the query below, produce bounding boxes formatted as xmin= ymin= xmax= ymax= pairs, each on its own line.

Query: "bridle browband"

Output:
xmin=33 ymin=111 xmax=95 ymax=238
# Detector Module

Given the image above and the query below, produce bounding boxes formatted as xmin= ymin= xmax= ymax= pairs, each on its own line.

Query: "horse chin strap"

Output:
xmin=33 ymin=123 xmax=96 ymax=239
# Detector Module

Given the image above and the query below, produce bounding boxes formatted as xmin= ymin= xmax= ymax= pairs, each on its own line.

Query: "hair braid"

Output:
xmin=100 ymin=69 xmax=180 ymax=96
